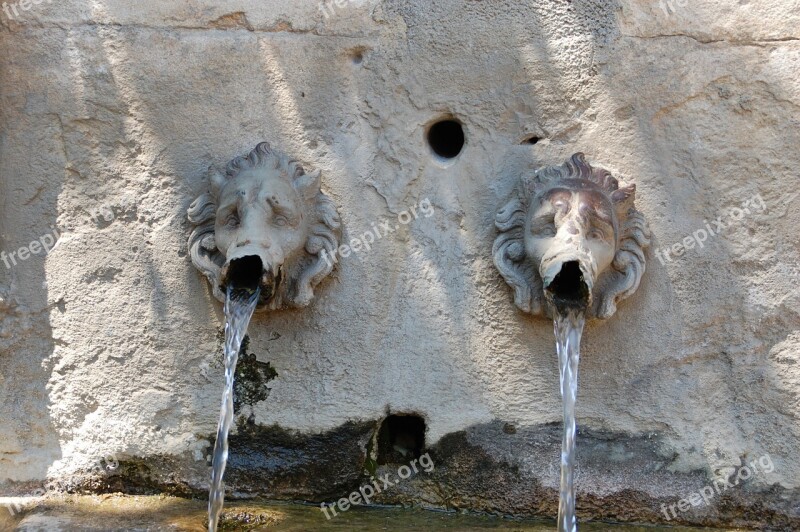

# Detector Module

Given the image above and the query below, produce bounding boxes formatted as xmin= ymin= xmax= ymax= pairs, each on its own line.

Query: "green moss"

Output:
xmin=216 ymin=510 xmax=280 ymax=530
xmin=363 ymin=429 xmax=378 ymax=478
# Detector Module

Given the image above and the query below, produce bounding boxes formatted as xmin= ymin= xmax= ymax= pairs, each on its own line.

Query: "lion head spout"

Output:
xmin=493 ymin=153 xmax=651 ymax=320
xmin=187 ymin=142 xmax=342 ymax=310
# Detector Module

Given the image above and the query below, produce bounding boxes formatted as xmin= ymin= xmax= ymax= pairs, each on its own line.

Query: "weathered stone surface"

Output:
xmin=225 ymin=421 xmax=376 ymax=500
xmin=0 ymin=0 xmax=798 ymax=528
xmin=59 ymin=420 xmax=800 ymax=528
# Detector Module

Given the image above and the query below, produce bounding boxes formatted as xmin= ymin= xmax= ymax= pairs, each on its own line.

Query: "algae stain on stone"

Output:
xmin=363 ymin=428 xmax=379 ymax=478
xmin=231 ymin=335 xmax=278 ymax=423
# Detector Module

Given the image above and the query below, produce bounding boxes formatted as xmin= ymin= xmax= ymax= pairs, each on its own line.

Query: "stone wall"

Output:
xmin=0 ymin=0 xmax=798 ymax=527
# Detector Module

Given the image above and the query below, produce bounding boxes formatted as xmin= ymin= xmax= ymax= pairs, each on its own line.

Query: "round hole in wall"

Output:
xmin=427 ymin=118 xmax=465 ymax=160
xmin=349 ymin=46 xmax=368 ymax=65
xmin=522 ymin=136 xmax=541 ymax=145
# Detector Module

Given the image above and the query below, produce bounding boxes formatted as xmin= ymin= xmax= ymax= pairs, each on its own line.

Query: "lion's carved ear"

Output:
xmin=520 ymin=175 xmax=537 ymax=198
xmin=210 ymin=168 xmax=227 ymax=199
xmin=287 ymin=192 xmax=341 ymax=308
xmin=612 ymin=184 xmax=636 ymax=208
xmin=294 ymin=168 xmax=322 ymax=202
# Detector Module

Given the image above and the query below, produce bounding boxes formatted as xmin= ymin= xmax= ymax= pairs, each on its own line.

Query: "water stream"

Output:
xmin=554 ymin=309 xmax=586 ymax=532
xmin=208 ymin=286 xmax=261 ymax=532
xmin=5 ymin=495 xmax=727 ymax=531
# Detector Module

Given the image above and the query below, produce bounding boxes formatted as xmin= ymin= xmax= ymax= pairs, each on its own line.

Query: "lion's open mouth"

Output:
xmin=223 ymin=256 xmax=280 ymax=307
xmin=545 ymin=260 xmax=591 ymax=312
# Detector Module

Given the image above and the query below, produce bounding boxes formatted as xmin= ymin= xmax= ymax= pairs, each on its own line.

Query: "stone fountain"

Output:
xmin=187 ymin=142 xmax=342 ymax=531
xmin=493 ymin=153 xmax=651 ymax=530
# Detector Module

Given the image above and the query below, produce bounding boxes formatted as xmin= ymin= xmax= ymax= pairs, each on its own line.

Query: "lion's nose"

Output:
xmin=235 ymin=237 xmax=271 ymax=250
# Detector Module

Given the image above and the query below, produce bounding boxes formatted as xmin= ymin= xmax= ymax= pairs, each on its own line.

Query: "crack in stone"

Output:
xmin=0 ymin=20 xmax=379 ymax=39
xmin=622 ymin=33 xmax=800 ymax=46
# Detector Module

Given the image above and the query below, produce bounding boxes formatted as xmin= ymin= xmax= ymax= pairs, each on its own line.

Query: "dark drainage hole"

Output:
xmin=522 ymin=135 xmax=542 ymax=145
xmin=427 ymin=119 xmax=465 ymax=159
xmin=376 ymin=414 xmax=426 ymax=465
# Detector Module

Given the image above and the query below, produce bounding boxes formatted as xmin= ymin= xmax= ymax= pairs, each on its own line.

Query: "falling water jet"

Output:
xmin=553 ymin=309 xmax=585 ymax=532
xmin=207 ymin=284 xmax=260 ymax=532
xmin=546 ymin=260 xmax=590 ymax=532
xmin=209 ymin=256 xmax=267 ymax=531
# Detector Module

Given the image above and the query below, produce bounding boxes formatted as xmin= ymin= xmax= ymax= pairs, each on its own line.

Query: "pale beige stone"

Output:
xmin=0 ymin=0 xmax=797 ymax=525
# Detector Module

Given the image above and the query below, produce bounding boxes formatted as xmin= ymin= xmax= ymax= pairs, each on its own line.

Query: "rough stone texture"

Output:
xmin=0 ymin=0 xmax=798 ymax=528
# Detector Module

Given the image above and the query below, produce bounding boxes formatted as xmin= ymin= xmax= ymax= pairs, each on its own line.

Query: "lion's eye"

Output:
xmin=273 ymin=215 xmax=289 ymax=227
xmin=226 ymin=214 xmax=240 ymax=228
xmin=536 ymin=225 xmax=556 ymax=237
xmin=588 ymin=228 xmax=605 ymax=240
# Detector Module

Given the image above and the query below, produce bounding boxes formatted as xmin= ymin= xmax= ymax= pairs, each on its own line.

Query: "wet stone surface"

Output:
xmin=7 ymin=495 xmax=740 ymax=531
xmin=69 ymin=420 xmax=799 ymax=530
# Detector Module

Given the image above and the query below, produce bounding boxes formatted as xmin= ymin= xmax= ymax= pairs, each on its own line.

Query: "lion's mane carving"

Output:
xmin=187 ymin=142 xmax=341 ymax=310
xmin=493 ymin=153 xmax=651 ymax=320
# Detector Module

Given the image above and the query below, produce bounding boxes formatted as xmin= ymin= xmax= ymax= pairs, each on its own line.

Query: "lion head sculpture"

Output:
xmin=187 ymin=142 xmax=342 ymax=310
xmin=493 ymin=153 xmax=650 ymax=319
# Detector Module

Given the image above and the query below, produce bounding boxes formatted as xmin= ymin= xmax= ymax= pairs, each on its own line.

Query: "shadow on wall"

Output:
xmin=0 ymin=26 xmax=63 ymax=486
xmin=569 ymin=0 xmax=799 ymax=483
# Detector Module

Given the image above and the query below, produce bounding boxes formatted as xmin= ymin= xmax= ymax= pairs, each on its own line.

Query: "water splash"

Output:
xmin=208 ymin=286 xmax=260 ymax=532
xmin=554 ymin=309 xmax=586 ymax=532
